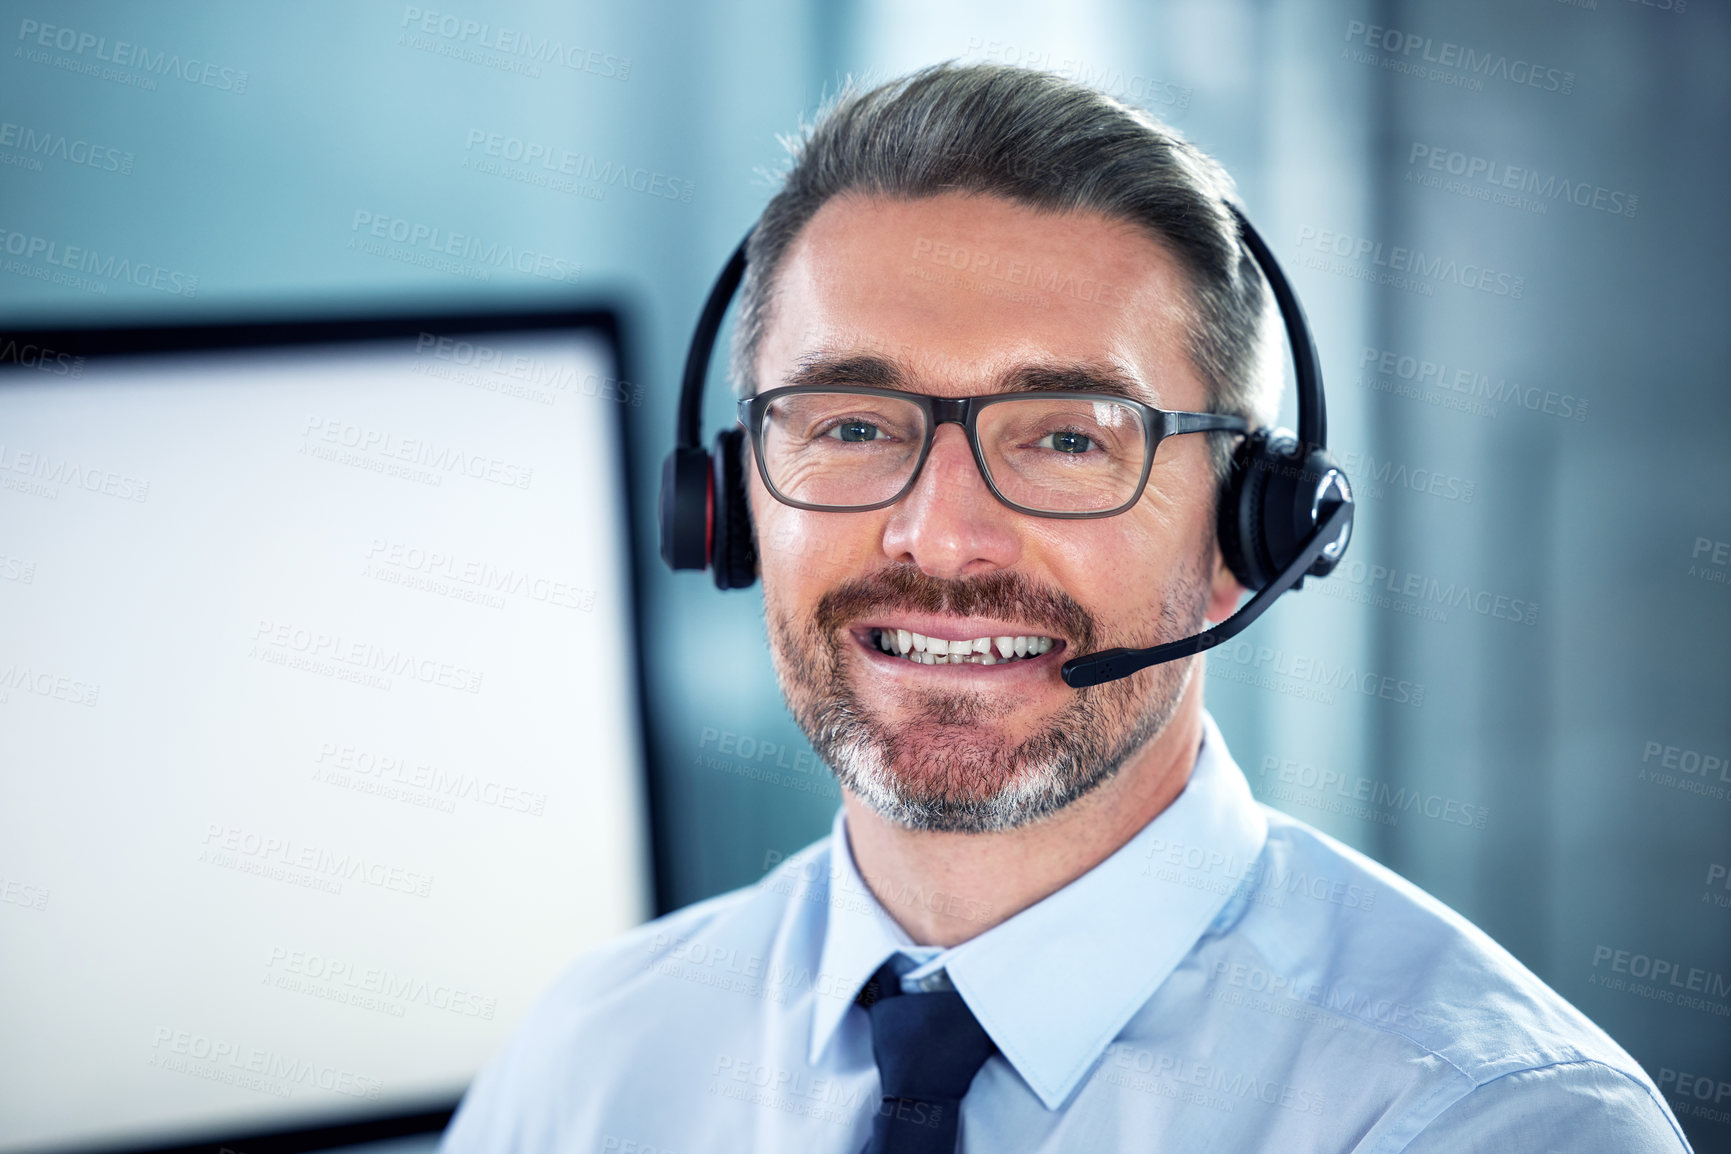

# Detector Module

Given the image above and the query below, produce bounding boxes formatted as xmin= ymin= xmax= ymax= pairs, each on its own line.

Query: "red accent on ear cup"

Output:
xmin=659 ymin=446 xmax=714 ymax=571
xmin=705 ymin=466 xmax=715 ymax=565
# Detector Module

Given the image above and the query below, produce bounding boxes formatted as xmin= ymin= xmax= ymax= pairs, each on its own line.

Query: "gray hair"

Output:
xmin=729 ymin=61 xmax=1283 ymax=483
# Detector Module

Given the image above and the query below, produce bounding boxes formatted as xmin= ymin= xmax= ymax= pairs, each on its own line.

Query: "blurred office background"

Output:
xmin=2 ymin=0 xmax=1727 ymax=1150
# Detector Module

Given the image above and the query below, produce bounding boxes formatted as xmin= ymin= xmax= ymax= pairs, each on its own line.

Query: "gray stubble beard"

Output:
xmin=764 ymin=556 xmax=1213 ymax=834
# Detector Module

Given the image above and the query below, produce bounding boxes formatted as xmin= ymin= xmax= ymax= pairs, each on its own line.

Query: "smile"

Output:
xmin=868 ymin=627 xmax=1057 ymax=666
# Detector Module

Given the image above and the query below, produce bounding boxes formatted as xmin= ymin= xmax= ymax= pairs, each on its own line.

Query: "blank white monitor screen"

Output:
xmin=0 ymin=318 xmax=652 ymax=1152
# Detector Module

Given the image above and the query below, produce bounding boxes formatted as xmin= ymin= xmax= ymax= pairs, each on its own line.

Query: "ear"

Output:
xmin=1206 ymin=544 xmax=1249 ymax=626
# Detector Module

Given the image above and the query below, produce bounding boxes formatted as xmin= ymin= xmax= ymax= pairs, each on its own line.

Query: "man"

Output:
xmin=442 ymin=63 xmax=1689 ymax=1153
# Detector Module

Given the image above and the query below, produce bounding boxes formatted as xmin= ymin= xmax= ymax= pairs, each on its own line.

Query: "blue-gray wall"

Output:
xmin=4 ymin=0 xmax=1726 ymax=1148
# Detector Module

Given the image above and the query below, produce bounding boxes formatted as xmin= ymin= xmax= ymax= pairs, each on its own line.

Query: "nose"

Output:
xmin=879 ymin=423 xmax=1022 ymax=580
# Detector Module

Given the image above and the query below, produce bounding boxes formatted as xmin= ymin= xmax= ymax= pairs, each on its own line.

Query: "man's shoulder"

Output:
xmin=439 ymin=837 xmax=834 ymax=1152
xmin=497 ymin=833 xmax=832 ymax=1052
xmin=1228 ymin=807 xmax=1674 ymax=1115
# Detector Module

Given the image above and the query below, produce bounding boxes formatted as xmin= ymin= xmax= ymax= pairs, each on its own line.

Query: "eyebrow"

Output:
xmin=779 ymin=353 xmax=1159 ymax=405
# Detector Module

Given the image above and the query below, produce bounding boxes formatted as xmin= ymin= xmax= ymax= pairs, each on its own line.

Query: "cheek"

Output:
xmin=750 ymin=480 xmax=883 ymax=599
xmin=1043 ymin=489 xmax=1209 ymax=590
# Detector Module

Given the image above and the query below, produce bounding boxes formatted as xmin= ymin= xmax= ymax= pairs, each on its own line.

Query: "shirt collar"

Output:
xmin=807 ymin=710 xmax=1269 ymax=1110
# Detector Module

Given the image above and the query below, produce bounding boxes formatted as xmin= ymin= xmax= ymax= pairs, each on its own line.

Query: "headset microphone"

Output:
xmin=659 ymin=204 xmax=1354 ymax=690
xmin=1059 ymin=500 xmax=1350 ymax=688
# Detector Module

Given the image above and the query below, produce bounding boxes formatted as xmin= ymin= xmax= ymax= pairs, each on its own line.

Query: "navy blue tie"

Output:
xmin=856 ymin=960 xmax=998 ymax=1154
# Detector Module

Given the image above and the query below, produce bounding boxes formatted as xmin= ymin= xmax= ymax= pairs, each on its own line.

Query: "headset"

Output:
xmin=659 ymin=203 xmax=1354 ymax=690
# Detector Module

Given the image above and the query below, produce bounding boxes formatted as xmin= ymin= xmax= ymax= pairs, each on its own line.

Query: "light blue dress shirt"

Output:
xmin=441 ymin=712 xmax=1691 ymax=1152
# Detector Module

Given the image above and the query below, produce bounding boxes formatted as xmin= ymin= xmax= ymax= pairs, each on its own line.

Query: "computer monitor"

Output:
xmin=0 ymin=311 xmax=654 ymax=1153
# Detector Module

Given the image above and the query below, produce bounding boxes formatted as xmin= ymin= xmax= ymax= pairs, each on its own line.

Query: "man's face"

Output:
xmin=749 ymin=191 xmax=1243 ymax=833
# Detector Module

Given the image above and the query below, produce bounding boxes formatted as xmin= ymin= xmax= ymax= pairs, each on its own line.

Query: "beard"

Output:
xmin=764 ymin=553 xmax=1214 ymax=834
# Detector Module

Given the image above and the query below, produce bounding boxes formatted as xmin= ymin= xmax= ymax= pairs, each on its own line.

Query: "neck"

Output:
xmin=841 ymin=683 xmax=1206 ymax=948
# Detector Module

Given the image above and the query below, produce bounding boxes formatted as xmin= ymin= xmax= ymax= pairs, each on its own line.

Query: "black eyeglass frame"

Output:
xmin=736 ymin=384 xmax=1250 ymax=520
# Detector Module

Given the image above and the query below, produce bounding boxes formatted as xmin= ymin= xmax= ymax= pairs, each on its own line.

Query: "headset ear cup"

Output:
xmin=1219 ymin=429 xmax=1352 ymax=593
xmin=710 ymin=427 xmax=758 ymax=590
xmin=659 ymin=445 xmax=714 ymax=571
xmin=1218 ymin=430 xmax=1277 ymax=592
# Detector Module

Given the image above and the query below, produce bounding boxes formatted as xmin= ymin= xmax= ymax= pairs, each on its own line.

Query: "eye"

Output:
xmin=826 ymin=419 xmax=883 ymax=443
xmin=1037 ymin=429 xmax=1094 ymax=454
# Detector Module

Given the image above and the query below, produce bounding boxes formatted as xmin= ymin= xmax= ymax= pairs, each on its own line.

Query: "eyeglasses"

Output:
xmin=737 ymin=385 xmax=1249 ymax=519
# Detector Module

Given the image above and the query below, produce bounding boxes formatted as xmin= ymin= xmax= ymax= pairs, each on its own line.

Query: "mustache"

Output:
xmin=813 ymin=563 xmax=1097 ymax=649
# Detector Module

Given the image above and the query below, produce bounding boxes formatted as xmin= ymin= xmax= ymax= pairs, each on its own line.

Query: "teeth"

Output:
xmin=872 ymin=629 xmax=1057 ymax=667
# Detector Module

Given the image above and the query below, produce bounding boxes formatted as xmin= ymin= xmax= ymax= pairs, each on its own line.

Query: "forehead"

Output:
xmin=760 ymin=191 xmax=1204 ymax=410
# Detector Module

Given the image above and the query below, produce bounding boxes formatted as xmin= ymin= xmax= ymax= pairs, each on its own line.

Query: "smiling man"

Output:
xmin=441 ymin=63 xmax=1688 ymax=1154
